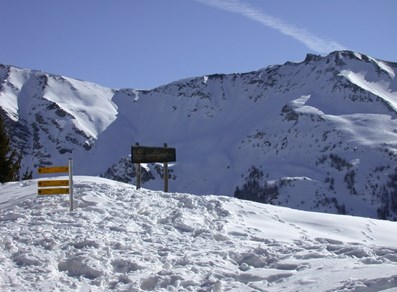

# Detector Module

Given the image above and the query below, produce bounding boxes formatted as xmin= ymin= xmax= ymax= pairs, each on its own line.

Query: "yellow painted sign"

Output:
xmin=36 ymin=160 xmax=74 ymax=210
xmin=38 ymin=188 xmax=70 ymax=195
xmin=38 ymin=166 xmax=69 ymax=174
xmin=38 ymin=180 xmax=69 ymax=187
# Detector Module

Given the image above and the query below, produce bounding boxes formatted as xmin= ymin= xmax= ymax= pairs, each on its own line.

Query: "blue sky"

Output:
xmin=1 ymin=0 xmax=396 ymax=89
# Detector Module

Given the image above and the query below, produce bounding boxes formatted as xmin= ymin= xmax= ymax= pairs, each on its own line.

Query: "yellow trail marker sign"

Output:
xmin=38 ymin=188 xmax=70 ymax=195
xmin=38 ymin=180 xmax=69 ymax=187
xmin=37 ymin=159 xmax=74 ymax=211
xmin=38 ymin=166 xmax=69 ymax=174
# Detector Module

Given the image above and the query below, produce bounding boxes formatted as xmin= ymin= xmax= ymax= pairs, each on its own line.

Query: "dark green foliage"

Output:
xmin=389 ymin=169 xmax=397 ymax=216
xmin=316 ymin=197 xmax=346 ymax=215
xmin=234 ymin=166 xmax=279 ymax=204
xmin=329 ymin=153 xmax=352 ymax=171
xmin=377 ymin=167 xmax=397 ymax=221
xmin=316 ymin=153 xmax=352 ymax=171
xmin=324 ymin=176 xmax=335 ymax=191
xmin=0 ymin=114 xmax=22 ymax=182
xmin=344 ymin=170 xmax=357 ymax=195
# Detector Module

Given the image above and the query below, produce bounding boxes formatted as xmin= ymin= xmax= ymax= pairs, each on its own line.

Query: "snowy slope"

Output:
xmin=0 ymin=176 xmax=396 ymax=291
xmin=1 ymin=50 xmax=397 ymax=220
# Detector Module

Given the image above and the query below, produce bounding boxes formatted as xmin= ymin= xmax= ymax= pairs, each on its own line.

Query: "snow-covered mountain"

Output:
xmin=0 ymin=176 xmax=396 ymax=291
xmin=1 ymin=50 xmax=397 ymax=220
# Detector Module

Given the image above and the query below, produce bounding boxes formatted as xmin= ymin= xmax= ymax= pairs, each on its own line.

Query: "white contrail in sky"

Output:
xmin=195 ymin=0 xmax=346 ymax=54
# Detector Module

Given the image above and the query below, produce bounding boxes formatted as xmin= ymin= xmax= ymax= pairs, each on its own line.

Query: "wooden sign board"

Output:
xmin=38 ymin=188 xmax=70 ymax=195
xmin=38 ymin=166 xmax=69 ymax=174
xmin=38 ymin=180 xmax=69 ymax=187
xmin=131 ymin=145 xmax=176 ymax=163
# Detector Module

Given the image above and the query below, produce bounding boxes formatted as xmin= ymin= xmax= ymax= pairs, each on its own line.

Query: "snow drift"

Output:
xmin=0 ymin=176 xmax=396 ymax=291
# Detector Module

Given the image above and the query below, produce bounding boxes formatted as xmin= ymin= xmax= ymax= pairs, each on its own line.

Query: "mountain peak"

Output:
xmin=304 ymin=53 xmax=322 ymax=63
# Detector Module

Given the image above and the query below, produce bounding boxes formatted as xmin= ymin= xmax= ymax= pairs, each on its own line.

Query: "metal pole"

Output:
xmin=69 ymin=158 xmax=74 ymax=211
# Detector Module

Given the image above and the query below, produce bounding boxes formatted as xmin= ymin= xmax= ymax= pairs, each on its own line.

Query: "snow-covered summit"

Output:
xmin=1 ymin=50 xmax=397 ymax=220
xmin=0 ymin=176 xmax=396 ymax=291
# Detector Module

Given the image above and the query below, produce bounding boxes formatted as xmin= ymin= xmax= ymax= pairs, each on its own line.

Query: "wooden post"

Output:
xmin=135 ymin=142 xmax=141 ymax=190
xmin=69 ymin=158 xmax=74 ymax=211
xmin=164 ymin=143 xmax=169 ymax=192
xmin=135 ymin=163 xmax=141 ymax=189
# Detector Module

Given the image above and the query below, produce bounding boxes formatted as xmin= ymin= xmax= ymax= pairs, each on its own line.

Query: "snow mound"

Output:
xmin=0 ymin=176 xmax=396 ymax=291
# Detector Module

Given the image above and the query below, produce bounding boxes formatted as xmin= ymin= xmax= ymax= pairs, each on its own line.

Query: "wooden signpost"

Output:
xmin=37 ymin=159 xmax=74 ymax=211
xmin=131 ymin=143 xmax=176 ymax=192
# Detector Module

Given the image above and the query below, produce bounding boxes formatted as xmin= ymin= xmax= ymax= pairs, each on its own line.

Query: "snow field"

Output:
xmin=0 ymin=176 xmax=396 ymax=291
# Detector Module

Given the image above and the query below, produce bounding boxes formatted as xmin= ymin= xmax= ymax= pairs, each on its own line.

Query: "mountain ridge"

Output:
xmin=1 ymin=50 xmax=397 ymax=220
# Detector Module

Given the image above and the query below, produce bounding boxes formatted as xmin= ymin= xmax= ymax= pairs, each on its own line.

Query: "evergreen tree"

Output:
xmin=0 ymin=114 xmax=22 ymax=183
xmin=234 ymin=166 xmax=279 ymax=204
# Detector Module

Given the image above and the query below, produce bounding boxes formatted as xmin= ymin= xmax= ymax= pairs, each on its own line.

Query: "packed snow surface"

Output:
xmin=1 ymin=176 xmax=396 ymax=291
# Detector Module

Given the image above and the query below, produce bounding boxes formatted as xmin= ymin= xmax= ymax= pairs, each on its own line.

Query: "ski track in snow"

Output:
xmin=0 ymin=177 xmax=397 ymax=291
